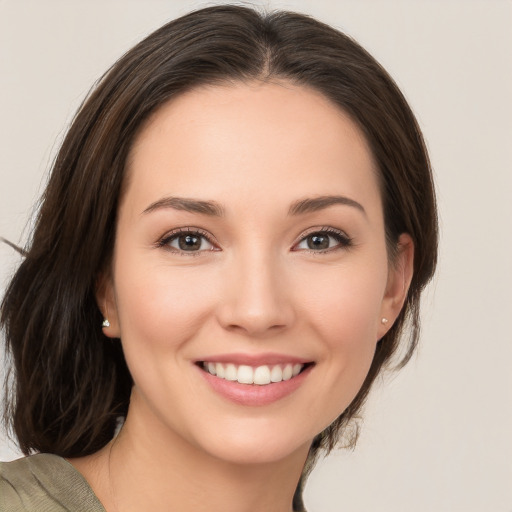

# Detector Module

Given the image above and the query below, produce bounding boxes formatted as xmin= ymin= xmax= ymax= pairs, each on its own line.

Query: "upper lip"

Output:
xmin=195 ymin=352 xmax=314 ymax=366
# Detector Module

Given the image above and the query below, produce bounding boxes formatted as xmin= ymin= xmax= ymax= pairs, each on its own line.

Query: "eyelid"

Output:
xmin=156 ymin=227 xmax=220 ymax=253
xmin=154 ymin=225 xmax=352 ymax=254
xmin=292 ymin=226 xmax=353 ymax=252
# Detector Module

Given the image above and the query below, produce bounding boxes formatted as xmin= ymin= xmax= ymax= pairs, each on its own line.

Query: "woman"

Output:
xmin=0 ymin=5 xmax=437 ymax=512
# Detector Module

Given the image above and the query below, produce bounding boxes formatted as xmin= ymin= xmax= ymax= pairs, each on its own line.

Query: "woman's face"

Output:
xmin=103 ymin=81 xmax=411 ymax=465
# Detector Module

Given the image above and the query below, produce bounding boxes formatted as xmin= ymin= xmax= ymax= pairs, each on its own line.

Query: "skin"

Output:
xmin=70 ymin=80 xmax=413 ymax=512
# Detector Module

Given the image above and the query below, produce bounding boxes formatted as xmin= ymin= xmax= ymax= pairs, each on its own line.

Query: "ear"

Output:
xmin=378 ymin=233 xmax=414 ymax=339
xmin=96 ymin=272 xmax=121 ymax=338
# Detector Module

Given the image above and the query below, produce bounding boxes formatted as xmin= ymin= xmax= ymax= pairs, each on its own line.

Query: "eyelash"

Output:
xmin=293 ymin=227 xmax=353 ymax=253
xmin=156 ymin=226 xmax=353 ymax=256
xmin=157 ymin=227 xmax=219 ymax=257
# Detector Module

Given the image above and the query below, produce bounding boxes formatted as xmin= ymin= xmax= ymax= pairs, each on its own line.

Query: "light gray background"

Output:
xmin=1 ymin=1 xmax=511 ymax=511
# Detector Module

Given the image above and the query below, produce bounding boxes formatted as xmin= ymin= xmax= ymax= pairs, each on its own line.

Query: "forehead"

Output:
xmin=123 ymin=80 xmax=381 ymax=219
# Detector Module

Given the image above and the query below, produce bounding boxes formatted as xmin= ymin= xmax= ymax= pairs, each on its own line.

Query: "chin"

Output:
xmin=207 ymin=437 xmax=310 ymax=467
xmin=186 ymin=417 xmax=316 ymax=467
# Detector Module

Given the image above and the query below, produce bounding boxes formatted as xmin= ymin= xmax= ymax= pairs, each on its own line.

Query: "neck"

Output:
xmin=90 ymin=391 xmax=310 ymax=512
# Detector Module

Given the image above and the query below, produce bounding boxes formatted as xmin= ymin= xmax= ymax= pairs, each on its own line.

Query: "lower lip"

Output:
xmin=196 ymin=364 xmax=314 ymax=406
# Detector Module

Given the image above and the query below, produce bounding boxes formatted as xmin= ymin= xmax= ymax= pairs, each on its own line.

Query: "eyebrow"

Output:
xmin=142 ymin=197 xmax=225 ymax=216
xmin=288 ymin=195 xmax=366 ymax=216
xmin=142 ymin=194 xmax=365 ymax=218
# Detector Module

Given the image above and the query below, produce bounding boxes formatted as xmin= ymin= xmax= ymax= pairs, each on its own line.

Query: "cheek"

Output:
xmin=297 ymin=262 xmax=386 ymax=420
xmin=113 ymin=258 xmax=218 ymax=359
xmin=112 ymin=259 xmax=221 ymax=428
xmin=300 ymin=260 xmax=385 ymax=345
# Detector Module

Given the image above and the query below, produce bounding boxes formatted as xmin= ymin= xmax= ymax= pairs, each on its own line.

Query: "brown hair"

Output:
xmin=1 ymin=5 xmax=437 ymax=510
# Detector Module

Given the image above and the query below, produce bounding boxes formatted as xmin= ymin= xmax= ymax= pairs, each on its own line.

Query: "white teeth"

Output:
xmin=237 ymin=365 xmax=253 ymax=384
xmin=215 ymin=362 xmax=225 ymax=378
xmin=270 ymin=365 xmax=283 ymax=382
xmin=253 ymin=366 xmax=271 ymax=385
xmin=203 ymin=362 xmax=306 ymax=385
xmin=225 ymin=363 xmax=237 ymax=381
xmin=282 ymin=364 xmax=293 ymax=381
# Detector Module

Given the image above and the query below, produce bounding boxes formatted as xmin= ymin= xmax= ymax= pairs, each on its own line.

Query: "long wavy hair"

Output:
xmin=1 ymin=5 xmax=437 ymax=510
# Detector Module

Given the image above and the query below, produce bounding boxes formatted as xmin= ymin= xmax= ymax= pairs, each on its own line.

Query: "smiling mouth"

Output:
xmin=197 ymin=361 xmax=314 ymax=386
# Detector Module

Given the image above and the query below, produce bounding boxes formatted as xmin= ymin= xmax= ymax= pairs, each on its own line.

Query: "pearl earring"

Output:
xmin=381 ymin=317 xmax=389 ymax=324
xmin=102 ymin=318 xmax=110 ymax=328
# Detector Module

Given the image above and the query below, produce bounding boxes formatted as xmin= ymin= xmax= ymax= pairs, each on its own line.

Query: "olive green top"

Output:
xmin=0 ymin=453 xmax=105 ymax=512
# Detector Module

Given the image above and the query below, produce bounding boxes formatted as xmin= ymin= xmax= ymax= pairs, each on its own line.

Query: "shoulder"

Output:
xmin=0 ymin=453 xmax=106 ymax=512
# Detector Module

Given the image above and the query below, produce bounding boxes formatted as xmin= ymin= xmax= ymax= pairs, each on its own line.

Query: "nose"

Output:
xmin=216 ymin=250 xmax=295 ymax=337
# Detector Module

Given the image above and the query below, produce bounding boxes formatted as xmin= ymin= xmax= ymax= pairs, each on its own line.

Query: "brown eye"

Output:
xmin=294 ymin=229 xmax=352 ymax=252
xmin=163 ymin=231 xmax=215 ymax=252
xmin=307 ymin=234 xmax=330 ymax=250
xmin=178 ymin=234 xmax=201 ymax=251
